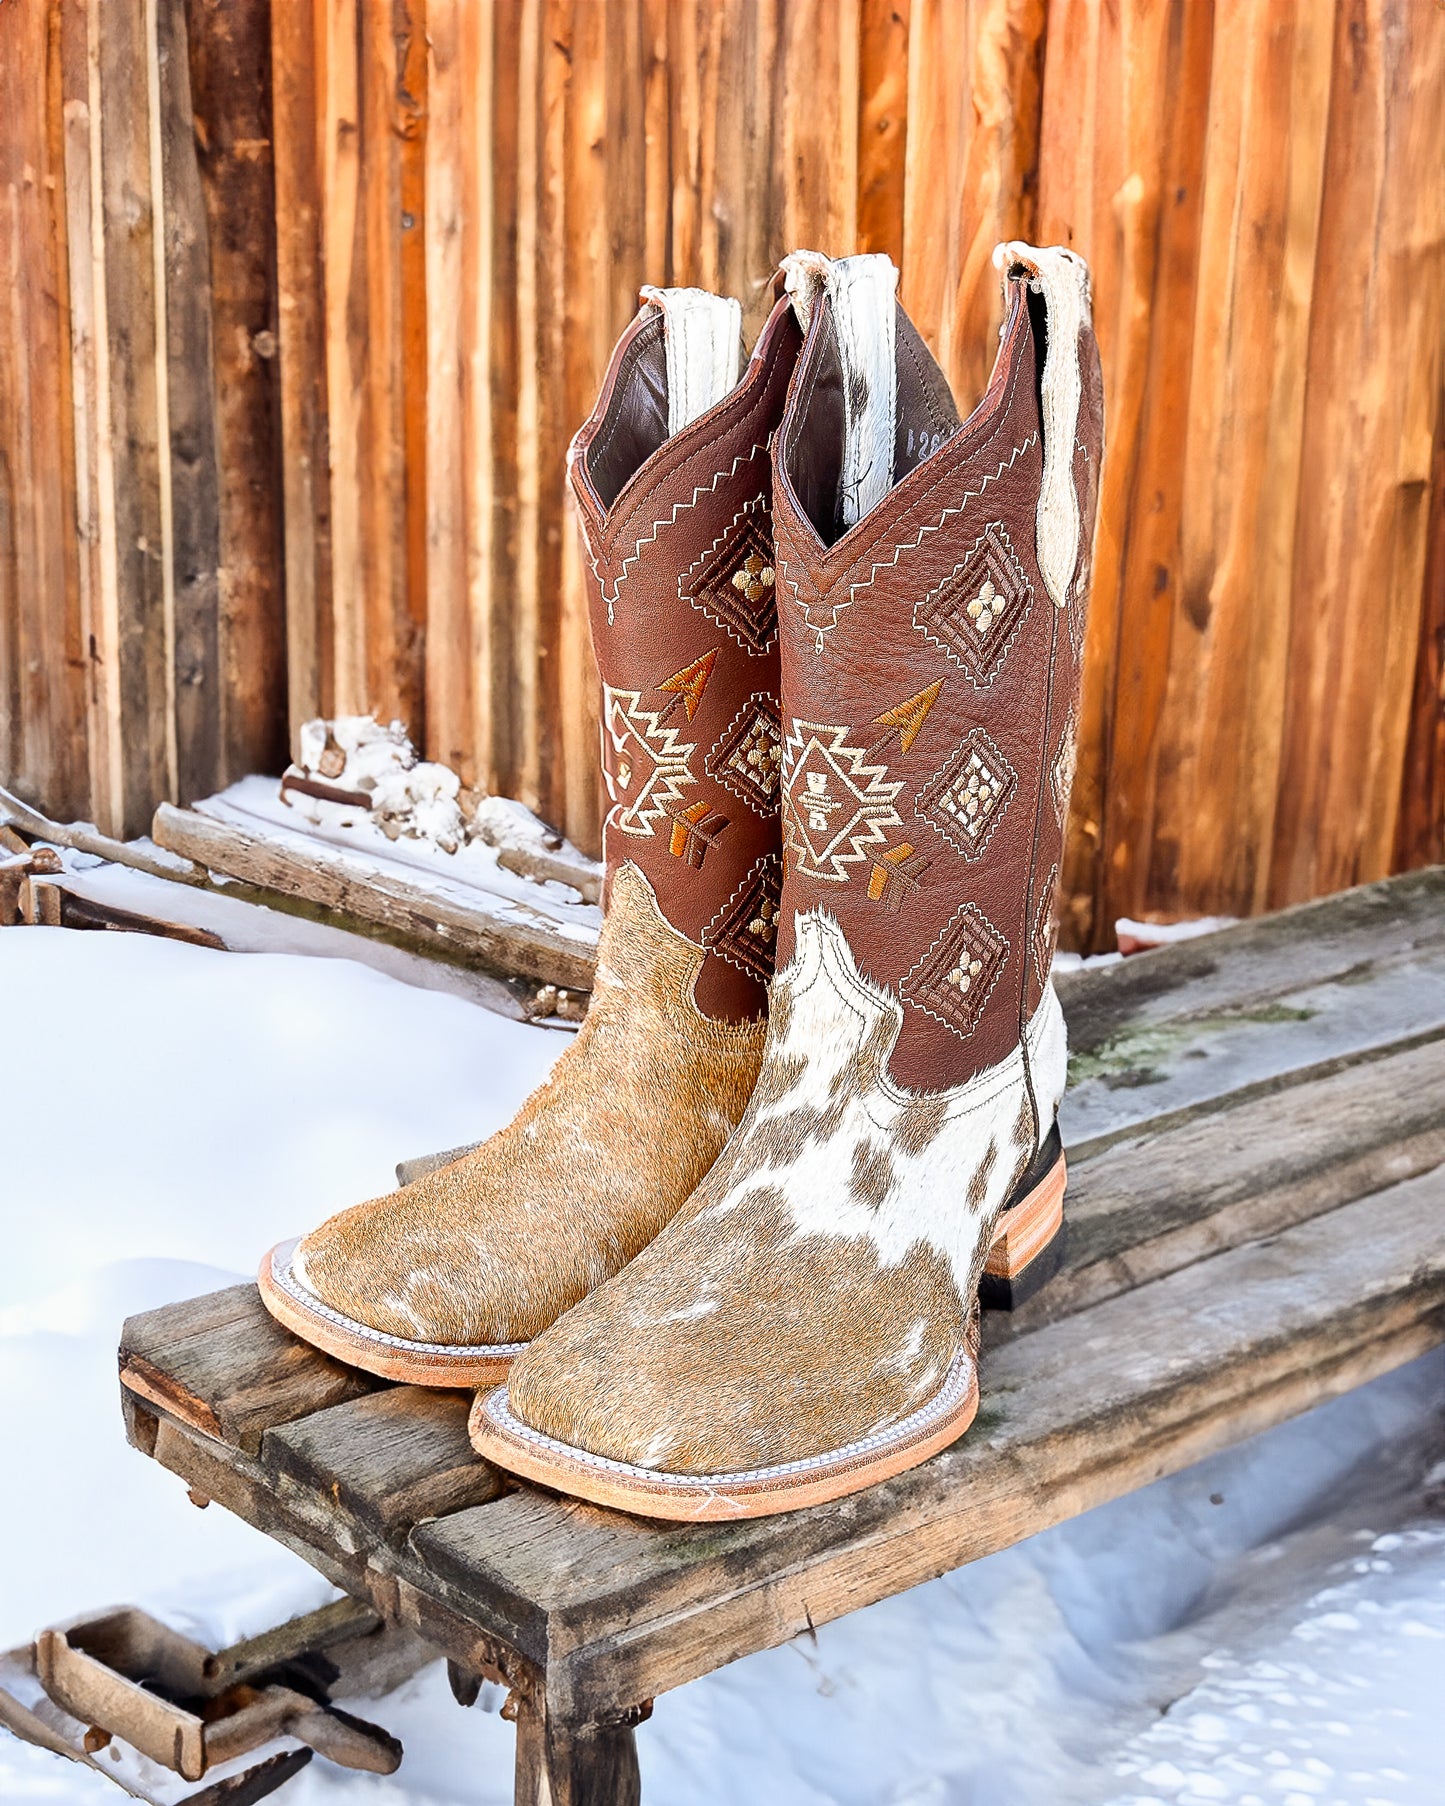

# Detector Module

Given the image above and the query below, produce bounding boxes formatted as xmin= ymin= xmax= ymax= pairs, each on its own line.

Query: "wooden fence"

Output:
xmin=3 ymin=0 xmax=1442 ymax=949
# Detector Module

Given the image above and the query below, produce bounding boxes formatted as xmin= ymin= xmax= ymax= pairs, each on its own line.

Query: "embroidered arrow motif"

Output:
xmin=867 ymin=841 xmax=931 ymax=910
xmin=666 ymin=798 xmax=731 ymax=869
xmin=657 ymin=649 xmax=719 ymax=724
xmin=865 ymin=678 xmax=945 ymax=760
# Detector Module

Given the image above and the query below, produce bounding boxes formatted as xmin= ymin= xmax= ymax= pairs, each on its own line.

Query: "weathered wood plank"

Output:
xmin=1003 ymin=1030 xmax=1445 ymax=1336
xmin=120 ymin=1283 xmax=380 ymax=1454
xmin=414 ymin=1162 xmax=1445 ymax=1718
xmin=1057 ymin=867 xmax=1445 ymax=1145
xmin=263 ymin=1387 xmax=506 ymax=1549
xmin=124 ymin=1396 xmax=540 ymax=1697
xmin=152 ymin=800 xmax=599 ymax=990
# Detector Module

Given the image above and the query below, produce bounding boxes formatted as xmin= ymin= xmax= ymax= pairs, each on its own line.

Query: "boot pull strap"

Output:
xmin=780 ymin=251 xmax=899 ymax=530
xmin=638 ymin=286 xmax=743 ymax=437
xmin=993 ymin=242 xmax=1094 ymax=609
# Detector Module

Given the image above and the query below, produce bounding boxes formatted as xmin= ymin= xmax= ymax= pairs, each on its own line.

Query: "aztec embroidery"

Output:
xmin=916 ymin=726 xmax=1018 ymax=860
xmin=706 ymin=693 xmax=783 ymax=814
xmin=913 ymin=520 xmax=1033 ymax=685
xmin=702 ymin=852 xmax=783 ymax=983
xmin=601 ymin=684 xmax=696 ymax=837
xmin=782 ymin=722 xmax=905 ymax=884
xmin=900 ymin=901 xmax=1009 ymax=1040
xmin=1031 ymin=866 xmax=1060 ymax=986
xmin=679 ymin=494 xmax=778 ymax=655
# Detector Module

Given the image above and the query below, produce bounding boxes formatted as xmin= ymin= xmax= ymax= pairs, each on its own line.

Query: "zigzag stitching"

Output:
xmin=592 ymin=440 xmax=770 ymax=624
xmin=779 ymin=435 xmax=1038 ymax=648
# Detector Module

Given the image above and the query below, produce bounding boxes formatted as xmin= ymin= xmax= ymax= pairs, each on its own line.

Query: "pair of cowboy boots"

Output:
xmin=260 ymin=242 xmax=1104 ymax=1521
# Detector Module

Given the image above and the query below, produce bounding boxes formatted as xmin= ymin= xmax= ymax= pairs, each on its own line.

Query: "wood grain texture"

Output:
xmin=6 ymin=1 xmax=1445 ymax=930
xmin=151 ymin=799 xmax=600 ymax=988
xmin=115 ymin=871 xmax=1445 ymax=1754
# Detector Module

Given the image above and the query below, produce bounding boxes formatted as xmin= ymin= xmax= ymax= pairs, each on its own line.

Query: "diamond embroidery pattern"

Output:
xmin=782 ymin=722 xmax=905 ymax=884
xmin=1032 ymin=866 xmax=1060 ymax=985
xmin=703 ymin=853 xmax=783 ymax=983
xmin=601 ymin=683 xmax=695 ymax=837
xmin=706 ymin=693 xmax=783 ymax=815
xmin=680 ymin=495 xmax=778 ymax=654
xmin=1050 ymin=710 xmax=1078 ymax=825
xmin=915 ymin=727 xmax=1017 ymax=861
xmin=900 ymin=903 xmax=1009 ymax=1041
xmin=913 ymin=520 xmax=1032 ymax=685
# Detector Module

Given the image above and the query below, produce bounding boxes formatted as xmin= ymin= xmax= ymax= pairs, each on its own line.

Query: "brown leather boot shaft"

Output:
xmin=773 ymin=253 xmax=1104 ymax=1088
xmin=569 ymin=296 xmax=803 ymax=1022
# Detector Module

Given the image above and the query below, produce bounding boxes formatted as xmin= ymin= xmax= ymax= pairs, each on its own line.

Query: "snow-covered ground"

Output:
xmin=2 ymin=926 xmax=1441 ymax=1806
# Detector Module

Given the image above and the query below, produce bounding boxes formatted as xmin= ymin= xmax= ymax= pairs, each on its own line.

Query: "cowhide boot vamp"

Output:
xmin=474 ymin=244 xmax=1104 ymax=1511
xmin=259 ymin=286 xmax=804 ymax=1383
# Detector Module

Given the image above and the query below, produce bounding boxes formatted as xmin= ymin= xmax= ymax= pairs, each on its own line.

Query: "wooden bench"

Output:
xmin=118 ymin=868 xmax=1445 ymax=1806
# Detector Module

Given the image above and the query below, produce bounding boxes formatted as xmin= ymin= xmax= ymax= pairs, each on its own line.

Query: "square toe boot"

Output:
xmin=259 ymin=286 xmax=804 ymax=1385
xmin=472 ymin=243 xmax=1104 ymax=1512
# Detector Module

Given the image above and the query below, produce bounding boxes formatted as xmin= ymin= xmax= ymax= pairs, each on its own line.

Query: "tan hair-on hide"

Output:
xmin=506 ymin=908 xmax=1064 ymax=1474
xmin=294 ymin=863 xmax=765 ymax=1346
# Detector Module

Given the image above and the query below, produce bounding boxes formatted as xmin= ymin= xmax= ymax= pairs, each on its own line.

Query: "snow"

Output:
xmin=2 ymin=926 xmax=1442 ymax=1805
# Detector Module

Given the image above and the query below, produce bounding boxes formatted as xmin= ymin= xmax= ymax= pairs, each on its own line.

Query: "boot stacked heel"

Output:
xmin=979 ymin=1126 xmax=1067 ymax=1311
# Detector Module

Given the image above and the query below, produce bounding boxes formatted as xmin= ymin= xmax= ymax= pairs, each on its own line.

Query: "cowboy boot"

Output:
xmin=259 ymin=284 xmax=803 ymax=1385
xmin=472 ymin=243 xmax=1103 ymax=1512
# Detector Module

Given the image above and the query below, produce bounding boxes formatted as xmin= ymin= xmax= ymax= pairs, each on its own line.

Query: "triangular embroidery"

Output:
xmin=869 ymin=679 xmax=945 ymax=757
xmin=657 ymin=650 xmax=719 ymax=723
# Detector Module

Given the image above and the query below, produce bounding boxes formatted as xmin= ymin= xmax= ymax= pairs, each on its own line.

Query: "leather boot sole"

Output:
xmin=258 ymin=1237 xmax=525 ymax=1386
xmin=469 ymin=1151 xmax=1066 ymax=1520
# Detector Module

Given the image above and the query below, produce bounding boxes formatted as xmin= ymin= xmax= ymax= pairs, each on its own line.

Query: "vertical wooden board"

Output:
xmin=270 ymin=0 xmax=332 ymax=741
xmin=948 ymin=0 xmax=1048 ymax=411
xmin=899 ymin=0 xmax=954 ymax=359
xmin=856 ymin=0 xmax=910 ymax=267
xmin=60 ymin=0 xmax=125 ymax=837
xmin=684 ymin=0 xmax=781 ymax=337
xmin=353 ymin=0 xmax=428 ymax=740
xmin=423 ymin=0 xmax=473 ymax=777
xmin=1037 ymin=0 xmax=1214 ymax=949
xmin=1150 ymin=1 xmax=1331 ymax=919
xmin=0 ymin=0 xmax=90 ymax=824
xmin=1271 ymin=0 xmax=1445 ymax=904
xmin=528 ymin=0 xmax=572 ymax=831
xmin=157 ymin=0 xmax=223 ymax=806
xmin=778 ymin=0 xmax=859 ymax=257
xmin=484 ymin=0 xmax=523 ymax=803
xmin=185 ymin=0 xmax=288 ymax=789
xmin=640 ymin=0 xmax=671 ymax=283
xmin=317 ymin=0 xmax=364 ymax=715
xmin=98 ymin=0 xmax=174 ymax=833
xmin=397 ymin=0 xmax=429 ymax=750
xmin=1393 ymin=371 xmax=1445 ymax=874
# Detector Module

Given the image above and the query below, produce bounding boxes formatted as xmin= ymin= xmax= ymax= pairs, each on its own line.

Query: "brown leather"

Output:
xmin=772 ymin=269 xmax=1105 ymax=1088
xmin=570 ymin=296 xmax=803 ymax=1022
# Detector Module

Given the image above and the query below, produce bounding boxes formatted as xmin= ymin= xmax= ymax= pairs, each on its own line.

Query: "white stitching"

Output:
xmin=483 ymin=1350 xmax=974 ymax=1488
xmin=594 ymin=440 xmax=769 ymax=625
xmin=779 ymin=436 xmax=1038 ymax=649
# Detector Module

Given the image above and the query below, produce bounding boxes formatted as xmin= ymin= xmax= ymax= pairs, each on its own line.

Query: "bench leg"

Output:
xmin=512 ymin=1696 xmax=642 ymax=1806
